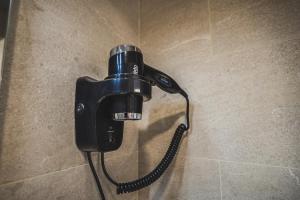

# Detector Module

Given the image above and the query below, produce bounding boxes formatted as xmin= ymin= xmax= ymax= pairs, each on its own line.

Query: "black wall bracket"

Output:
xmin=75 ymin=76 xmax=152 ymax=152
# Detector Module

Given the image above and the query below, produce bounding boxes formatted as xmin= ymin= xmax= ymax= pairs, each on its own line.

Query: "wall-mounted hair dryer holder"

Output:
xmin=75 ymin=45 xmax=189 ymax=199
xmin=75 ymin=76 xmax=152 ymax=152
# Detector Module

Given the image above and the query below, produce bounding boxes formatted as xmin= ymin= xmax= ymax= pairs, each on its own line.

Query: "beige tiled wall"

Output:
xmin=139 ymin=0 xmax=300 ymax=199
xmin=0 ymin=0 xmax=139 ymax=199
xmin=0 ymin=0 xmax=300 ymax=200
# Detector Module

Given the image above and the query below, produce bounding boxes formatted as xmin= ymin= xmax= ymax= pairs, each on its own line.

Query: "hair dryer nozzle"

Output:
xmin=111 ymin=94 xmax=143 ymax=121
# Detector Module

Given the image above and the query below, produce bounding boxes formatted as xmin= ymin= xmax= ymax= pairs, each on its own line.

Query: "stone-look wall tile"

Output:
xmin=139 ymin=0 xmax=300 ymax=199
xmin=210 ymin=0 xmax=300 ymax=54
xmin=0 ymin=165 xmax=98 ymax=200
xmin=139 ymin=0 xmax=211 ymax=171
xmin=220 ymin=162 xmax=300 ymax=200
xmin=140 ymin=0 xmax=210 ymax=54
xmin=143 ymin=38 xmax=211 ymax=65
xmin=138 ymin=157 xmax=220 ymax=200
xmin=140 ymin=1 xmax=300 ymax=169
xmin=140 ymin=37 xmax=300 ymax=172
xmin=182 ymin=38 xmax=300 ymax=168
xmin=0 ymin=0 xmax=139 ymax=191
xmin=37 ymin=0 xmax=139 ymax=47
xmin=96 ymin=0 xmax=139 ymax=43
xmin=0 ymin=151 xmax=139 ymax=200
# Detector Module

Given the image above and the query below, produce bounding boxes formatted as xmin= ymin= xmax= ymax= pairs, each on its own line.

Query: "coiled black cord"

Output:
xmin=102 ymin=124 xmax=186 ymax=194
xmin=101 ymin=93 xmax=190 ymax=194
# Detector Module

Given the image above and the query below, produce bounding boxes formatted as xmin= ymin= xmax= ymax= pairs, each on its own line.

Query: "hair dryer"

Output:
xmin=75 ymin=44 xmax=189 ymax=199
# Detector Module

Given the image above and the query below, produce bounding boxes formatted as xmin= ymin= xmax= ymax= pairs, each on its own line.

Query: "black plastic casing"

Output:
xmin=108 ymin=51 xmax=144 ymax=120
xmin=75 ymin=47 xmax=151 ymax=152
xmin=75 ymin=45 xmax=186 ymax=152
xmin=108 ymin=51 xmax=144 ymax=77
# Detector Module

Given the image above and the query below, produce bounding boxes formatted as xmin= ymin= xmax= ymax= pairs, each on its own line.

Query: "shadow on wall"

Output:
xmin=138 ymin=100 xmax=193 ymax=199
xmin=0 ymin=0 xmax=10 ymax=39
xmin=0 ymin=0 xmax=20 ymax=168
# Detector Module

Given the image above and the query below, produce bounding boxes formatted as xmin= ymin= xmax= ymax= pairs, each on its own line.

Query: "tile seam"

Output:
xmin=207 ymin=0 xmax=213 ymax=56
xmin=182 ymin=156 xmax=300 ymax=170
xmin=218 ymin=161 xmax=223 ymax=200
xmin=138 ymin=0 xmax=141 ymax=47
xmin=0 ymin=164 xmax=88 ymax=187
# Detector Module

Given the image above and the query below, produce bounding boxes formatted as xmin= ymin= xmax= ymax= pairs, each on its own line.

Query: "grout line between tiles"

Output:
xmin=214 ymin=0 xmax=269 ymax=26
xmin=138 ymin=0 xmax=141 ymax=47
xmin=188 ymin=156 xmax=300 ymax=170
xmin=207 ymin=0 xmax=213 ymax=56
xmin=159 ymin=37 xmax=209 ymax=53
xmin=0 ymin=164 xmax=88 ymax=187
xmin=218 ymin=161 xmax=223 ymax=200
xmin=288 ymin=168 xmax=300 ymax=186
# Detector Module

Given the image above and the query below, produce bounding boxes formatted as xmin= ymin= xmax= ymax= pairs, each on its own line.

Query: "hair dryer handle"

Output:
xmin=144 ymin=64 xmax=185 ymax=95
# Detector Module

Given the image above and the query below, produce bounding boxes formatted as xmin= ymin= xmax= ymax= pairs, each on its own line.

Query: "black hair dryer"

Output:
xmin=75 ymin=44 xmax=189 ymax=199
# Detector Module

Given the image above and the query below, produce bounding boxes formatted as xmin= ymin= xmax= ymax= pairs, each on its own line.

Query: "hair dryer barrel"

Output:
xmin=108 ymin=44 xmax=144 ymax=121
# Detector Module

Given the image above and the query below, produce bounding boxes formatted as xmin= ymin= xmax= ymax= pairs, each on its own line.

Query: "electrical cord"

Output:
xmin=180 ymin=90 xmax=190 ymax=130
xmin=102 ymin=123 xmax=186 ymax=194
xmin=101 ymin=93 xmax=190 ymax=194
xmin=87 ymin=152 xmax=106 ymax=200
